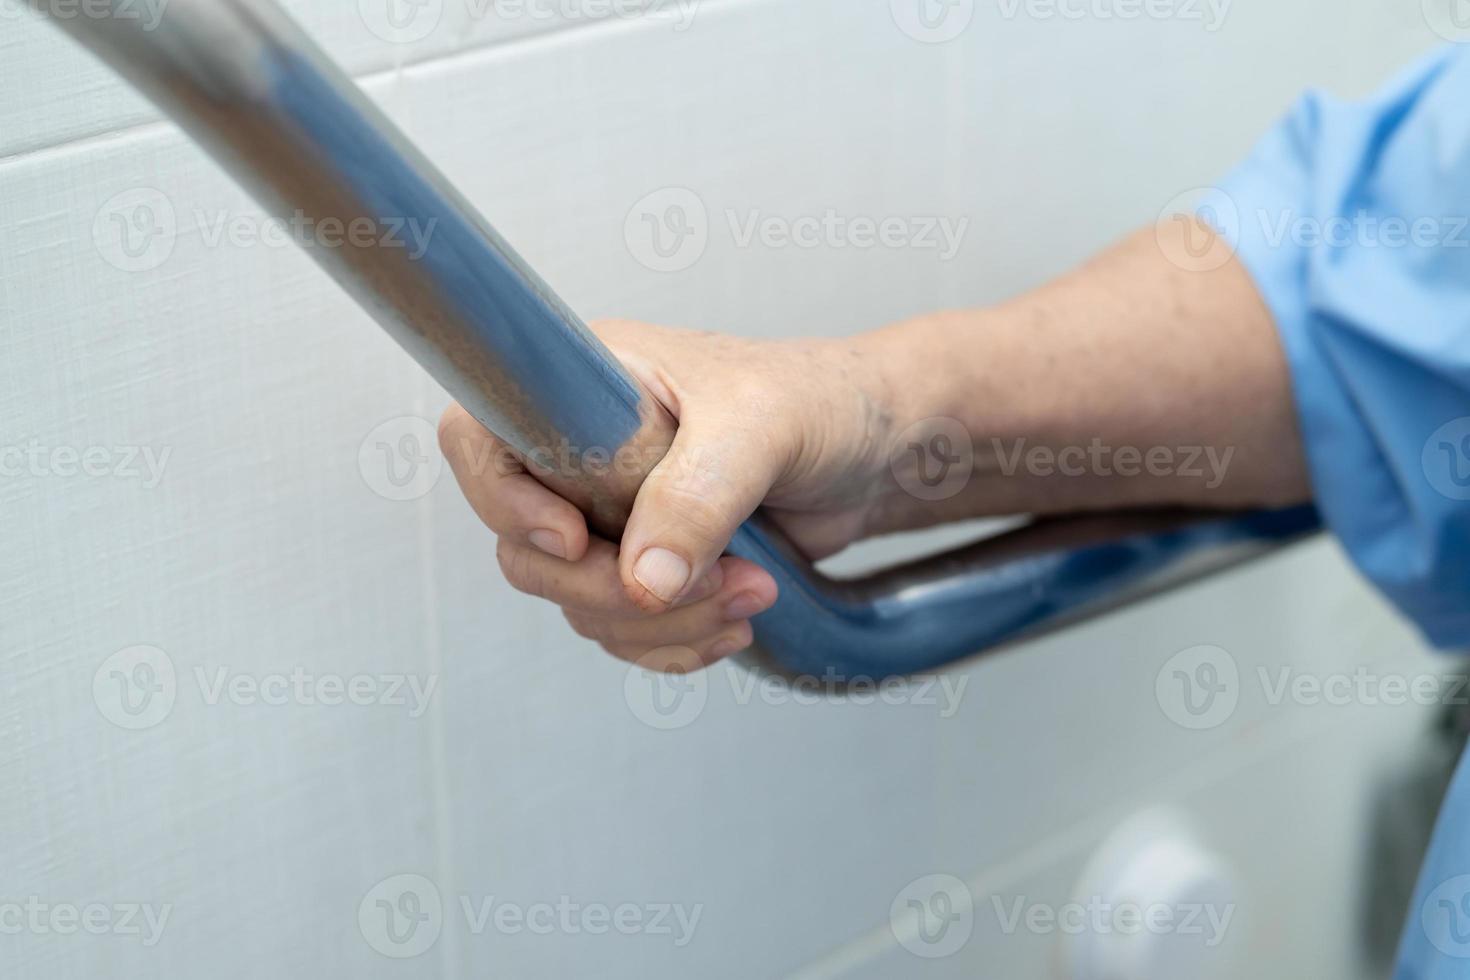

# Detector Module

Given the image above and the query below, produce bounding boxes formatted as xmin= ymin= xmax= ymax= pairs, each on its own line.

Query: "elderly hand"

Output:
xmin=438 ymin=319 xmax=917 ymax=669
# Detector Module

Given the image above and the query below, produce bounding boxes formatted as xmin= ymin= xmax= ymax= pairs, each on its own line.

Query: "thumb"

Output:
xmin=619 ymin=417 xmax=784 ymax=612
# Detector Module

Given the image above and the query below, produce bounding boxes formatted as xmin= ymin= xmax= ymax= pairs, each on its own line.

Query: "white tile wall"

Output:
xmin=0 ymin=0 xmax=1452 ymax=977
xmin=0 ymin=0 xmax=696 ymax=157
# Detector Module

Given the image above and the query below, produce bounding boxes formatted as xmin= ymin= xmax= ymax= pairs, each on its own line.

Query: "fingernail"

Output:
xmin=529 ymin=529 xmax=567 ymax=559
xmin=633 ymin=548 xmax=692 ymax=604
xmin=723 ymin=592 xmax=768 ymax=621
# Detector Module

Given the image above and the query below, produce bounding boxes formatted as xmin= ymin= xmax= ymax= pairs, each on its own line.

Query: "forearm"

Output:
xmin=862 ymin=219 xmax=1312 ymax=529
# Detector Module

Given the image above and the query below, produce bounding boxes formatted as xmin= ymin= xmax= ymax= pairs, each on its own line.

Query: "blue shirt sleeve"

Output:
xmin=1214 ymin=46 xmax=1470 ymax=649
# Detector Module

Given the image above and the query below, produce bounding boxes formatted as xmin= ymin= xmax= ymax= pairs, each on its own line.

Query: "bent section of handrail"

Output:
xmin=30 ymin=0 xmax=1325 ymax=677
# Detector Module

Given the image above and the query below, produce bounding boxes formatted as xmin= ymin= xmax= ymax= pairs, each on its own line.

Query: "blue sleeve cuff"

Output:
xmin=1212 ymin=47 xmax=1470 ymax=648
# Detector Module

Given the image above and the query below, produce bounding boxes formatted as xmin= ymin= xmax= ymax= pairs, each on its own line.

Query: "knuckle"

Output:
xmin=589 ymin=621 xmax=622 ymax=649
xmin=729 ymin=376 xmax=781 ymax=414
xmin=436 ymin=404 xmax=473 ymax=459
xmin=713 ymin=622 xmax=754 ymax=655
xmin=496 ymin=541 xmax=545 ymax=598
xmin=653 ymin=477 xmax=732 ymax=543
xmin=714 ymin=377 xmax=788 ymax=438
xmin=563 ymin=611 xmax=606 ymax=644
xmin=603 ymin=642 xmax=641 ymax=663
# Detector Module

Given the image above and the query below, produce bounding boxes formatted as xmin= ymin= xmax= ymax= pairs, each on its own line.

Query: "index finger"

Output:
xmin=438 ymin=402 xmax=591 ymax=561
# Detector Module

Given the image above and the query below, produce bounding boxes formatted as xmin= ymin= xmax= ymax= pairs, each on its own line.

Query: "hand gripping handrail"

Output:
xmin=29 ymin=0 xmax=1322 ymax=677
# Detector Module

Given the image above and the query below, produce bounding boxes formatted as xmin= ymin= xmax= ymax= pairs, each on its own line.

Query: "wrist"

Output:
xmin=855 ymin=305 xmax=1178 ymax=524
xmin=840 ymin=310 xmax=1041 ymax=533
xmin=859 ymin=307 xmax=1054 ymax=457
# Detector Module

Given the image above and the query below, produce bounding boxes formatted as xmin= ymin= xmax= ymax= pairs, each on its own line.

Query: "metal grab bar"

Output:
xmin=29 ymin=0 xmax=1322 ymax=677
